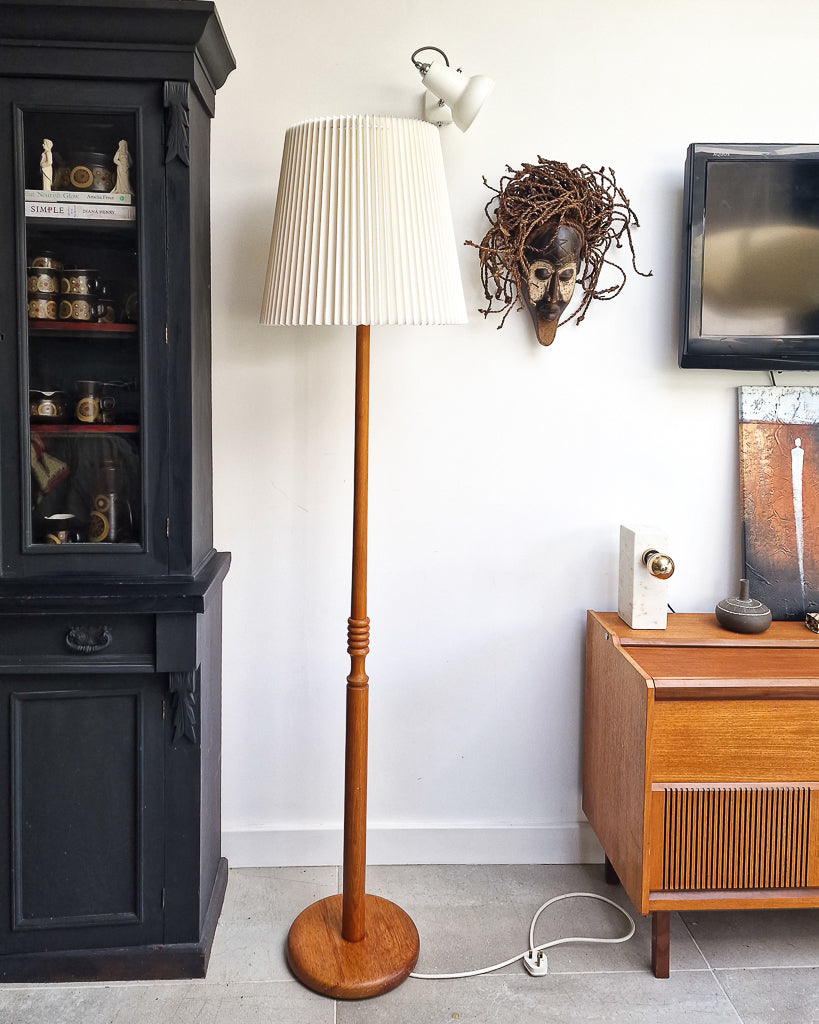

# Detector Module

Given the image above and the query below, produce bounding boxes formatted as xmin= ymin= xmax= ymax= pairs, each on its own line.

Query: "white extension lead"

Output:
xmin=410 ymin=891 xmax=635 ymax=980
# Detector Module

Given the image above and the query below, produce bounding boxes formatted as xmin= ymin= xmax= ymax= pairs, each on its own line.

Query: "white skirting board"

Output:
xmin=221 ymin=822 xmax=603 ymax=868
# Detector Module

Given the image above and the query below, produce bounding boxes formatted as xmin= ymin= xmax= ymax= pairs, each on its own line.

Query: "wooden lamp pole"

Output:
xmin=285 ymin=325 xmax=420 ymax=998
xmin=343 ymin=323 xmax=373 ymax=942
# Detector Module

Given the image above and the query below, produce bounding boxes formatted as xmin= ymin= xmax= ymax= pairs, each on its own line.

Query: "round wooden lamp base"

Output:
xmin=286 ymin=893 xmax=420 ymax=999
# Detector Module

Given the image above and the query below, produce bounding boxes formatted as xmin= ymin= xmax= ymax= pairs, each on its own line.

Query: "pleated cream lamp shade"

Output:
xmin=259 ymin=114 xmax=467 ymax=326
xmin=259 ymin=115 xmax=467 ymax=1000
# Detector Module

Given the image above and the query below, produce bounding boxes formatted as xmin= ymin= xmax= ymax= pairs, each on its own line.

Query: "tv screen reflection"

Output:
xmin=701 ymin=160 xmax=819 ymax=338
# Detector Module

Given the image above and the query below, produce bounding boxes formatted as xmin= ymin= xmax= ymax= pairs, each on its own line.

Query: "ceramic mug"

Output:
xmin=30 ymin=389 xmax=67 ymax=422
xmin=89 ymin=460 xmax=132 ymax=543
xmin=28 ymin=295 xmax=58 ymax=320
xmin=60 ymin=270 xmax=98 ymax=296
xmin=27 ymin=267 xmax=60 ymax=295
xmin=75 ymin=380 xmax=115 ymax=424
xmin=29 ymin=252 xmax=63 ymax=270
xmin=43 ymin=513 xmax=80 ymax=544
xmin=59 ymin=295 xmax=99 ymax=322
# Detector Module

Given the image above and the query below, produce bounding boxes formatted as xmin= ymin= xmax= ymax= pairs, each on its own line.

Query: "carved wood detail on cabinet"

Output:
xmin=169 ymin=670 xmax=197 ymax=744
xmin=164 ymin=81 xmax=190 ymax=166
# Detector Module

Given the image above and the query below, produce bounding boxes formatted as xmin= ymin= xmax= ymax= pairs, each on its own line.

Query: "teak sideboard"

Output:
xmin=583 ymin=611 xmax=819 ymax=977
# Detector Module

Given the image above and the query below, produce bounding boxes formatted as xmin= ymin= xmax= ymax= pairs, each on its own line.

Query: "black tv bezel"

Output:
xmin=679 ymin=142 xmax=819 ymax=371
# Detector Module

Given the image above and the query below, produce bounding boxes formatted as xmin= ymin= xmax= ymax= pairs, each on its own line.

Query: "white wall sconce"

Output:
xmin=411 ymin=45 xmax=494 ymax=131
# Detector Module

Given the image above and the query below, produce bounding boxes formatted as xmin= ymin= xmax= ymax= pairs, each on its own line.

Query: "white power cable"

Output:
xmin=410 ymin=891 xmax=635 ymax=981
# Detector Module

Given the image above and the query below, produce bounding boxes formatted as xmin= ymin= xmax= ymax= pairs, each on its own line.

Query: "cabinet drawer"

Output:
xmin=651 ymin=699 xmax=819 ymax=782
xmin=0 ymin=614 xmax=155 ymax=671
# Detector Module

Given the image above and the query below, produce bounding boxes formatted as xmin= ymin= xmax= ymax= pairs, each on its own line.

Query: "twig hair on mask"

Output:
xmin=466 ymin=157 xmax=651 ymax=333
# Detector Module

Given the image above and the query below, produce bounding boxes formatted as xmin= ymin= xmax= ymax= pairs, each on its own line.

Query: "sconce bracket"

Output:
xmin=423 ymin=91 xmax=452 ymax=127
xmin=411 ymin=45 xmax=449 ymax=73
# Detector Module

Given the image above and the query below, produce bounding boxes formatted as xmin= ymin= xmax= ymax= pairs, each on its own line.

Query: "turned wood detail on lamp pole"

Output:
xmin=260 ymin=115 xmax=467 ymax=1000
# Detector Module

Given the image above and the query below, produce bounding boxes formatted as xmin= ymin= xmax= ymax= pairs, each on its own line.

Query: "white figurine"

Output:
xmin=40 ymin=139 xmax=53 ymax=191
xmin=112 ymin=139 xmax=132 ymax=195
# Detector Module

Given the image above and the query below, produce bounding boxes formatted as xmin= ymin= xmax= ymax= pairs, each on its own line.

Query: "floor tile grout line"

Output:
xmin=531 ymin=967 xmax=717 ymax=978
xmin=709 ymin=970 xmax=746 ymax=1024
xmin=679 ymin=915 xmax=745 ymax=1024
xmin=0 ymin=960 xmax=816 ymax=997
xmin=714 ymin=963 xmax=819 ymax=973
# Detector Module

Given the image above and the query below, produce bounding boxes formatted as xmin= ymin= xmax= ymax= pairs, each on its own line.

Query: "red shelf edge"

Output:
xmin=30 ymin=424 xmax=139 ymax=435
xmin=28 ymin=320 xmax=137 ymax=334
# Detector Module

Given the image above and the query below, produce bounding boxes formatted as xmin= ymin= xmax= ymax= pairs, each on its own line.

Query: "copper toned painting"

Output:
xmin=739 ymin=386 xmax=819 ymax=619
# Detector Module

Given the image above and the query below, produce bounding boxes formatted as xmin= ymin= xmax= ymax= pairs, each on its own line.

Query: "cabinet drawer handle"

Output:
xmin=65 ymin=626 xmax=112 ymax=654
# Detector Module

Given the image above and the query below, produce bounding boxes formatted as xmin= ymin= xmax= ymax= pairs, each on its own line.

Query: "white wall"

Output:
xmin=209 ymin=0 xmax=818 ymax=866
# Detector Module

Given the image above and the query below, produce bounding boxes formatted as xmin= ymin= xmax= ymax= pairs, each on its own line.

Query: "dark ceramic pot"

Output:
xmin=715 ymin=579 xmax=772 ymax=634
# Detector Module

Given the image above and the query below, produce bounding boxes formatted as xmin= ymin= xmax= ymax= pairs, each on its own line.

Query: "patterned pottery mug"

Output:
xmin=59 ymin=295 xmax=97 ymax=322
xmin=43 ymin=513 xmax=80 ymax=544
xmin=28 ymin=294 xmax=58 ymax=320
xmin=29 ymin=251 xmax=63 ymax=270
xmin=30 ymin=389 xmax=67 ymax=422
xmin=27 ymin=267 xmax=60 ymax=295
xmin=75 ymin=380 xmax=115 ymax=424
xmin=89 ymin=460 xmax=132 ymax=543
xmin=60 ymin=269 xmax=99 ymax=296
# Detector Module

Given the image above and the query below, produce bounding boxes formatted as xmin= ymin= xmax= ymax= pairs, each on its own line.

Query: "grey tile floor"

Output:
xmin=1 ymin=863 xmax=817 ymax=1022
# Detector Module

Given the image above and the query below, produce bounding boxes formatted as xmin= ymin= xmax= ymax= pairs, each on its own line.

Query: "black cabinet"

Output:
xmin=0 ymin=1 xmax=234 ymax=981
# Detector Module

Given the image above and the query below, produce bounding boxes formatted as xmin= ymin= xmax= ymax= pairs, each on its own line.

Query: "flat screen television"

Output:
xmin=679 ymin=143 xmax=819 ymax=370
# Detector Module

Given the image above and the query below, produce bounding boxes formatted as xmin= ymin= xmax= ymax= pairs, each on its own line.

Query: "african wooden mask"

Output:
xmin=520 ymin=222 xmax=583 ymax=346
xmin=466 ymin=158 xmax=649 ymax=347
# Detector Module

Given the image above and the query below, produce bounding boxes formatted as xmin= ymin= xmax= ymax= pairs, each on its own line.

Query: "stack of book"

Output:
xmin=24 ymin=189 xmax=135 ymax=222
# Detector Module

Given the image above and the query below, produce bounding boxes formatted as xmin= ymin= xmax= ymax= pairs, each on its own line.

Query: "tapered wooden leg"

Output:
xmin=604 ymin=854 xmax=620 ymax=886
xmin=285 ymin=325 xmax=419 ymax=999
xmin=651 ymin=911 xmax=670 ymax=978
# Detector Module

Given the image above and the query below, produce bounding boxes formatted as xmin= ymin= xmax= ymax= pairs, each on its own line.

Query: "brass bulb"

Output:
xmin=642 ymin=549 xmax=675 ymax=580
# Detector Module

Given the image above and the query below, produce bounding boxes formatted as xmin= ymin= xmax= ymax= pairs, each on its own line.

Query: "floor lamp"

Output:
xmin=259 ymin=115 xmax=467 ymax=999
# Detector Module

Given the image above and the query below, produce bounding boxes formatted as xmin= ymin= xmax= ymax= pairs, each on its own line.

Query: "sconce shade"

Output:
xmin=421 ymin=62 xmax=494 ymax=132
xmin=260 ymin=115 xmax=467 ymax=327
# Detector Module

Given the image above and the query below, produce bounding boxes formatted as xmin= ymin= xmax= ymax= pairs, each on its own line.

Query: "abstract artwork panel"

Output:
xmin=739 ymin=386 xmax=819 ymax=620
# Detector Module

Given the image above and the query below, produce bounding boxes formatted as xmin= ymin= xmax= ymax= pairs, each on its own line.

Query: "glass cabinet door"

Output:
xmin=26 ymin=106 xmax=141 ymax=550
xmin=1 ymin=79 xmax=169 ymax=576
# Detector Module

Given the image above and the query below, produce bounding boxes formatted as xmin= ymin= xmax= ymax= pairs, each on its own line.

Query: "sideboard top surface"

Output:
xmin=590 ymin=611 xmax=819 ymax=649
xmin=589 ymin=611 xmax=819 ymax=699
